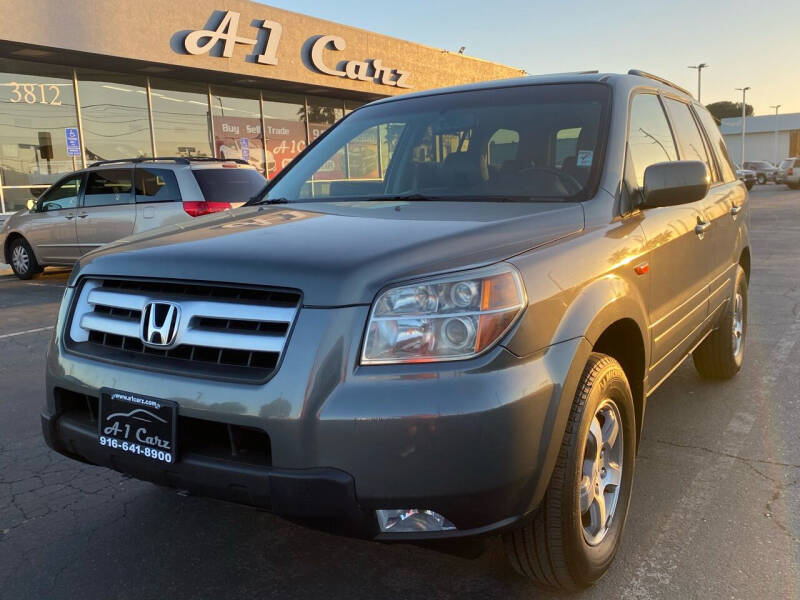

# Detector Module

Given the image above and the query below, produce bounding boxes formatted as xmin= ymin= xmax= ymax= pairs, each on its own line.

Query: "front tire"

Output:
xmin=757 ymin=174 xmax=766 ymax=185
xmin=692 ymin=264 xmax=747 ymax=379
xmin=9 ymin=237 xmax=41 ymax=280
xmin=503 ymin=353 xmax=636 ymax=591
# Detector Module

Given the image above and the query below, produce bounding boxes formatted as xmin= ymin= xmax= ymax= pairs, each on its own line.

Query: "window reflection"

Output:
xmin=77 ymin=71 xmax=151 ymax=161
xmin=306 ymin=97 xmax=345 ymax=188
xmin=0 ymin=58 xmax=78 ymax=211
xmin=210 ymin=87 xmax=264 ymax=173
xmin=150 ymin=79 xmax=212 ymax=158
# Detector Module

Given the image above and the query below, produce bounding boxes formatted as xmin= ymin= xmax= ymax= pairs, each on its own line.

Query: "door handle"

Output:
xmin=730 ymin=204 xmax=742 ymax=216
xmin=64 ymin=213 xmax=75 ymax=220
xmin=78 ymin=212 xmax=89 ymax=218
xmin=695 ymin=220 xmax=711 ymax=236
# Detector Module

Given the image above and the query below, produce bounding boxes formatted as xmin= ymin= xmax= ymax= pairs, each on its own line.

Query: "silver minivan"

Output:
xmin=1 ymin=157 xmax=266 ymax=278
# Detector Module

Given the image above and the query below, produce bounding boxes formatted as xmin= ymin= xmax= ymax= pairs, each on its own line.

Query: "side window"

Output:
xmin=488 ymin=128 xmax=520 ymax=167
xmin=663 ymin=98 xmax=715 ymax=183
xmin=627 ymin=93 xmax=678 ymax=188
xmin=83 ymin=169 xmax=133 ymax=208
xmin=694 ymin=106 xmax=737 ymax=182
xmin=39 ymin=176 xmax=82 ymax=212
xmin=134 ymin=168 xmax=181 ymax=203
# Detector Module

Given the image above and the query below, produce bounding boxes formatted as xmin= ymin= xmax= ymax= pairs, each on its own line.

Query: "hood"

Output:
xmin=74 ymin=200 xmax=584 ymax=306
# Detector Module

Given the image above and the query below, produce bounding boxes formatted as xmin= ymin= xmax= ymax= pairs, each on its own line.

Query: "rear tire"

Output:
xmin=692 ymin=265 xmax=747 ymax=379
xmin=503 ymin=353 xmax=636 ymax=591
xmin=8 ymin=237 xmax=41 ymax=280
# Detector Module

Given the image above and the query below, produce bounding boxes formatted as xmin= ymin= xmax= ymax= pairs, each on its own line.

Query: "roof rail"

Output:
xmin=88 ymin=157 xmax=250 ymax=168
xmin=627 ymin=70 xmax=692 ymax=97
xmin=538 ymin=70 xmax=600 ymax=77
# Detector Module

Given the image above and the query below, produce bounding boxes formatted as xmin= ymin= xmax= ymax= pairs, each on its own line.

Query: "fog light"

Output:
xmin=376 ymin=509 xmax=456 ymax=532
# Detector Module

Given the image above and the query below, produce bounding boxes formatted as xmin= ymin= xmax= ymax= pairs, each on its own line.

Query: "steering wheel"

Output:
xmin=518 ymin=166 xmax=584 ymax=196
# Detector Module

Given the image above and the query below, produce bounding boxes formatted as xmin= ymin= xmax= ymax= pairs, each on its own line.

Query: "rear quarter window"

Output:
xmin=192 ymin=168 xmax=266 ymax=203
xmin=135 ymin=168 xmax=181 ymax=203
xmin=693 ymin=106 xmax=737 ymax=183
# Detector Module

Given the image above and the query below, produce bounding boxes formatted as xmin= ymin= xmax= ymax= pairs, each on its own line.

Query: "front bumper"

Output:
xmin=44 ymin=286 xmax=588 ymax=540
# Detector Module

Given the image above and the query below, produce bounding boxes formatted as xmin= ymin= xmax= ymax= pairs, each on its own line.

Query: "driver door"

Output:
xmin=22 ymin=174 xmax=84 ymax=264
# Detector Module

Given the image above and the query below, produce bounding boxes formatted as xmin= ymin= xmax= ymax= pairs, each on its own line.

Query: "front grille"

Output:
xmin=66 ymin=278 xmax=301 ymax=382
xmin=55 ymin=389 xmax=271 ymax=466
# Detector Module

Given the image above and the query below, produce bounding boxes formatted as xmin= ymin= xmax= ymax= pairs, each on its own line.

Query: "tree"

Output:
xmin=706 ymin=101 xmax=754 ymax=124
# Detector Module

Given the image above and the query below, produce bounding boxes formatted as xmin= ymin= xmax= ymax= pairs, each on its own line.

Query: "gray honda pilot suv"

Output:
xmin=42 ymin=70 xmax=749 ymax=591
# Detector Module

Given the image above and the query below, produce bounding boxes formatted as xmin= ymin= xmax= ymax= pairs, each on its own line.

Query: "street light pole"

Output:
xmin=735 ymin=86 xmax=751 ymax=165
xmin=769 ymin=104 xmax=781 ymax=166
xmin=688 ymin=63 xmax=708 ymax=102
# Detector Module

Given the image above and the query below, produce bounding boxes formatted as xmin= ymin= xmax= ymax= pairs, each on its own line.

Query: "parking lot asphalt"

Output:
xmin=1 ymin=185 xmax=798 ymax=600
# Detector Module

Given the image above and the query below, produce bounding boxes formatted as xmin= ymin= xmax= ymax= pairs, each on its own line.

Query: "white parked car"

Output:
xmin=1 ymin=157 xmax=266 ymax=279
xmin=776 ymin=157 xmax=800 ymax=189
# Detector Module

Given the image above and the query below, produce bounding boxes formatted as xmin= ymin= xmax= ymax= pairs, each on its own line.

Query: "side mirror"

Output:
xmin=26 ymin=199 xmax=37 ymax=211
xmin=641 ymin=160 xmax=709 ymax=208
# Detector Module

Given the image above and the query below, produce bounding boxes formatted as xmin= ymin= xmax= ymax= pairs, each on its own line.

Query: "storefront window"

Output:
xmin=0 ymin=58 xmax=79 ymax=212
xmin=150 ymin=79 xmax=212 ymax=158
xmin=344 ymin=99 xmax=363 ymax=115
xmin=261 ymin=93 xmax=306 ymax=179
xmin=77 ymin=70 xmax=151 ymax=161
xmin=210 ymin=86 xmax=264 ymax=173
xmin=306 ymin=97 xmax=345 ymax=142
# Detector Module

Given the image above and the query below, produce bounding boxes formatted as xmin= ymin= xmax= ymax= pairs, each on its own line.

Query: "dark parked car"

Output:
xmin=742 ymin=160 xmax=777 ymax=184
xmin=736 ymin=164 xmax=756 ymax=190
xmin=42 ymin=70 xmax=749 ymax=591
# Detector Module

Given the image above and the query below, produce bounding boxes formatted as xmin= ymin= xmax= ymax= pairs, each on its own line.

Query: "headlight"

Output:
xmin=362 ymin=264 xmax=526 ymax=364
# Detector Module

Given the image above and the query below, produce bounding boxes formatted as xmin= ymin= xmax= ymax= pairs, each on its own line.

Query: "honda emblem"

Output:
xmin=140 ymin=302 xmax=181 ymax=347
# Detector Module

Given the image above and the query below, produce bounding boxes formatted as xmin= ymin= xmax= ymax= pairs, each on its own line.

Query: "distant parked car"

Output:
xmin=742 ymin=161 xmax=777 ymax=184
xmin=735 ymin=165 xmax=756 ymax=190
xmin=0 ymin=157 xmax=266 ymax=279
xmin=776 ymin=158 xmax=800 ymax=188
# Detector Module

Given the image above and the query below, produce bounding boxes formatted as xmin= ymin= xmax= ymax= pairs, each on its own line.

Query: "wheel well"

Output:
xmin=592 ymin=318 xmax=646 ymax=447
xmin=739 ymin=247 xmax=751 ymax=283
xmin=3 ymin=232 xmax=23 ymax=264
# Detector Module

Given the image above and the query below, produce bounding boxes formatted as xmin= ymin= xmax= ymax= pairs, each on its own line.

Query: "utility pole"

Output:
xmin=688 ymin=63 xmax=708 ymax=102
xmin=769 ymin=104 xmax=781 ymax=166
xmin=735 ymin=87 xmax=751 ymax=165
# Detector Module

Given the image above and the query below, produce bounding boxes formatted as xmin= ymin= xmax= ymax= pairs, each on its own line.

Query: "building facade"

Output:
xmin=721 ymin=113 xmax=800 ymax=166
xmin=0 ymin=0 xmax=523 ymax=213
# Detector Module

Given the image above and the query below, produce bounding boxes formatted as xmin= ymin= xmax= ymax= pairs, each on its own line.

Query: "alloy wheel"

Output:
xmin=732 ymin=292 xmax=744 ymax=359
xmin=11 ymin=244 xmax=29 ymax=275
xmin=580 ymin=398 xmax=624 ymax=546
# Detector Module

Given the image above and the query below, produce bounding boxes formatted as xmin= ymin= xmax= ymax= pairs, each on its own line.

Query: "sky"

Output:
xmin=259 ymin=0 xmax=799 ymax=116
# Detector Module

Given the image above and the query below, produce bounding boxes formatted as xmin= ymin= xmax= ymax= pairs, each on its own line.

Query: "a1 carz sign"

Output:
xmin=182 ymin=11 xmax=412 ymax=89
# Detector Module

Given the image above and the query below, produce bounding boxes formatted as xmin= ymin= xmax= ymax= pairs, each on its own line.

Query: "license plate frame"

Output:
xmin=98 ymin=388 xmax=177 ymax=464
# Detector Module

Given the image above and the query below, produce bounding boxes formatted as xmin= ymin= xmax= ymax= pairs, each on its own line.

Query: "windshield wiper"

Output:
xmin=365 ymin=193 xmax=441 ymax=202
xmin=250 ymin=196 xmax=289 ymax=205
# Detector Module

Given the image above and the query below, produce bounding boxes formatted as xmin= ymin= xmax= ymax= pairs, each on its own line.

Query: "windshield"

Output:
xmin=259 ymin=83 xmax=610 ymax=203
xmin=193 ymin=168 xmax=266 ymax=203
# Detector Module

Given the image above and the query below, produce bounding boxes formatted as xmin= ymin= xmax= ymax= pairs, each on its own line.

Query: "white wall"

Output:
xmin=723 ymin=131 xmax=790 ymax=166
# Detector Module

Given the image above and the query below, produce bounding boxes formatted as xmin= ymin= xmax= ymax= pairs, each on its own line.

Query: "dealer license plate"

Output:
xmin=98 ymin=388 xmax=177 ymax=464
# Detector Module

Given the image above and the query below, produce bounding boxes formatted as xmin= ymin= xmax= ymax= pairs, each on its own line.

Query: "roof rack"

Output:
xmin=88 ymin=157 xmax=250 ymax=168
xmin=627 ymin=70 xmax=692 ymax=97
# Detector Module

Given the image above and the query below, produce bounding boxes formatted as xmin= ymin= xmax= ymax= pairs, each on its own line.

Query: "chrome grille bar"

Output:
xmin=68 ymin=278 xmax=301 ymax=378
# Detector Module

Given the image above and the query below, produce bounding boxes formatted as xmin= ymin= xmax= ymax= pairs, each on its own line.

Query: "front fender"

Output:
xmin=552 ymin=274 xmax=650 ymax=354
